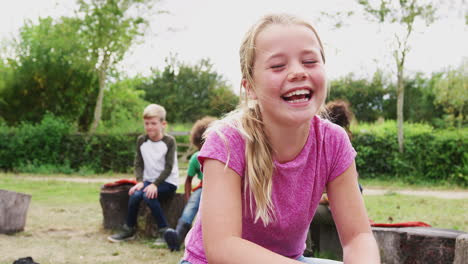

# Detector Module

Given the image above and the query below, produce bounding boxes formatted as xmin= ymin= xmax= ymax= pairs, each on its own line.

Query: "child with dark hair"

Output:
xmin=325 ymin=100 xmax=353 ymax=138
xmin=164 ymin=116 xmax=217 ymax=251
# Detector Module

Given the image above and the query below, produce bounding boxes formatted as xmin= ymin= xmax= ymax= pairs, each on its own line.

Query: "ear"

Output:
xmin=242 ymin=79 xmax=257 ymax=100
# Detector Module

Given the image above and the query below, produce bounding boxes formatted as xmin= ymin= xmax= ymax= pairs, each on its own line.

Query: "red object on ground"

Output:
xmin=369 ymin=219 xmax=431 ymax=227
xmin=103 ymin=179 xmax=138 ymax=187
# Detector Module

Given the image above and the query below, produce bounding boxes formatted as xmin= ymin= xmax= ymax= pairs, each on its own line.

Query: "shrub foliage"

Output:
xmin=1 ymin=117 xmax=466 ymax=186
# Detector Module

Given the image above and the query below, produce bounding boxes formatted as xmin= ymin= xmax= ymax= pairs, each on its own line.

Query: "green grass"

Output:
xmin=167 ymin=122 xmax=193 ymax=132
xmin=0 ymin=173 xmax=466 ymax=264
xmin=364 ymin=194 xmax=468 ymax=231
xmin=0 ymin=176 xmax=102 ymax=205
xmin=0 ymin=174 xmax=183 ymax=264
xmin=360 ymin=176 xmax=468 ymax=191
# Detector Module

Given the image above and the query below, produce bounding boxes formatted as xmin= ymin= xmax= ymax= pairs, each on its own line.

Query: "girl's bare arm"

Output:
xmin=327 ymin=161 xmax=380 ymax=264
xmin=201 ymin=159 xmax=300 ymax=264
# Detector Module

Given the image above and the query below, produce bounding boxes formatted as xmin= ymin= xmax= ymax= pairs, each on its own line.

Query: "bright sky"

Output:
xmin=1 ymin=0 xmax=467 ymax=89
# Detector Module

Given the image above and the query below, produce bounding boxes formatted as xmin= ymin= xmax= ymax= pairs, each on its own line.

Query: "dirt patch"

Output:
xmin=0 ymin=202 xmax=183 ymax=264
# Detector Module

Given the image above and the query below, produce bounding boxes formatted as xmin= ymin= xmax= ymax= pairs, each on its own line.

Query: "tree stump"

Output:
xmin=454 ymin=234 xmax=468 ymax=264
xmin=99 ymin=184 xmax=133 ymax=229
xmin=0 ymin=189 xmax=31 ymax=234
xmin=140 ymin=192 xmax=186 ymax=237
xmin=372 ymin=227 xmax=465 ymax=264
xmin=100 ymin=184 xmax=186 ymax=237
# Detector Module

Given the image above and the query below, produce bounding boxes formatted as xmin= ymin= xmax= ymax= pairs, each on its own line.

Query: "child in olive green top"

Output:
xmin=108 ymin=104 xmax=179 ymax=244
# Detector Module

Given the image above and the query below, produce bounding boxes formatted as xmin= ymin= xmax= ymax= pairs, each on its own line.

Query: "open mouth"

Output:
xmin=281 ymin=89 xmax=312 ymax=103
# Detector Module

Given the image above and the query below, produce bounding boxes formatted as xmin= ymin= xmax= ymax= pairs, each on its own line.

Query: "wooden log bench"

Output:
xmin=373 ymin=226 xmax=467 ymax=264
xmin=0 ymin=189 xmax=31 ymax=234
xmin=305 ymin=223 xmax=468 ymax=263
xmin=99 ymin=183 xmax=186 ymax=237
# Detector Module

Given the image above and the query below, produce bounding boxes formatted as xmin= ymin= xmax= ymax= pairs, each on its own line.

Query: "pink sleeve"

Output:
xmin=326 ymin=124 xmax=357 ymax=183
xmin=198 ymin=126 xmax=246 ymax=178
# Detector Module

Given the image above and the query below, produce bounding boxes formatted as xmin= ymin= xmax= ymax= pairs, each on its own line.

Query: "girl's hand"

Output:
xmin=143 ymin=183 xmax=158 ymax=199
xmin=129 ymin=182 xmax=144 ymax=195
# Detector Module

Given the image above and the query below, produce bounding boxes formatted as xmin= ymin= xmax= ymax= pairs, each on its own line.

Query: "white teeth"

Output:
xmin=283 ymin=89 xmax=310 ymax=97
xmin=289 ymin=98 xmax=309 ymax=103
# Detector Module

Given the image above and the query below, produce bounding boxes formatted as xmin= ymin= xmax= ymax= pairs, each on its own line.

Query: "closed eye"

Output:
xmin=271 ymin=64 xmax=285 ymax=69
xmin=303 ymin=60 xmax=317 ymax=65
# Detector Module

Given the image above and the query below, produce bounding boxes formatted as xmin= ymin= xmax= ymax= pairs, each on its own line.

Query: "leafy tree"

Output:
xmin=76 ymin=0 xmax=153 ymax=133
xmin=403 ymin=72 xmax=444 ymax=124
xmin=0 ymin=17 xmax=98 ymax=129
xmin=328 ymin=71 xmax=392 ymax=122
xmin=97 ymin=75 xmax=150 ymax=133
xmin=433 ymin=59 xmax=467 ymax=127
xmin=357 ymin=0 xmax=436 ymax=152
xmin=139 ymin=58 xmax=238 ymax=123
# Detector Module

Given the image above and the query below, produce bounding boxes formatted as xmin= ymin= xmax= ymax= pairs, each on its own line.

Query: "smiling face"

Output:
xmin=247 ymin=23 xmax=327 ymax=127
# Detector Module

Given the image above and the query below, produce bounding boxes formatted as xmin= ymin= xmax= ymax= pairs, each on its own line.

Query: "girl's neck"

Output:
xmin=265 ymin=119 xmax=311 ymax=163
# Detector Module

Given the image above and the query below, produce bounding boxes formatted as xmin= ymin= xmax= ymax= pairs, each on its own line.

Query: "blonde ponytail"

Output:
xmin=241 ymin=104 xmax=275 ymax=225
xmin=207 ymin=103 xmax=276 ymax=226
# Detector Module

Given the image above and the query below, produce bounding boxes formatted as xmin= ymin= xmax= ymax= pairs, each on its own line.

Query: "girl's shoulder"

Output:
xmin=312 ymin=116 xmax=349 ymax=141
xmin=206 ymin=120 xmax=246 ymax=145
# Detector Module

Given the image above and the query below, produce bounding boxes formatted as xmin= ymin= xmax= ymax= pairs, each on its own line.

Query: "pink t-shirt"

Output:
xmin=183 ymin=116 xmax=356 ymax=263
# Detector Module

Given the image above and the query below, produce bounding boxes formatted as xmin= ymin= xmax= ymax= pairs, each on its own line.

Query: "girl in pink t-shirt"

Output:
xmin=182 ymin=13 xmax=380 ymax=264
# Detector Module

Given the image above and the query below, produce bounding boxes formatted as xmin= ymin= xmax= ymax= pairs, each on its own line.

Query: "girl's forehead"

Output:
xmin=254 ymin=24 xmax=321 ymax=56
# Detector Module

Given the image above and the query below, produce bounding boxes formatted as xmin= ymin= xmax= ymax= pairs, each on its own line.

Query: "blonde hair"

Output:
xmin=210 ymin=14 xmax=326 ymax=226
xmin=143 ymin=104 xmax=166 ymax=121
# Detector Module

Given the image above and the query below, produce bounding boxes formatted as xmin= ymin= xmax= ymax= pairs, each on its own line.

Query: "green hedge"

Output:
xmin=0 ymin=115 xmax=191 ymax=174
xmin=353 ymin=122 xmax=467 ymax=186
xmin=0 ymin=117 xmax=466 ymax=186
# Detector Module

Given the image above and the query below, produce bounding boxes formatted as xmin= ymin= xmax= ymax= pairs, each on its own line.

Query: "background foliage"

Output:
xmin=0 ymin=115 xmax=465 ymax=186
xmin=0 ymin=17 xmax=98 ymax=130
xmin=137 ymin=57 xmax=238 ymax=123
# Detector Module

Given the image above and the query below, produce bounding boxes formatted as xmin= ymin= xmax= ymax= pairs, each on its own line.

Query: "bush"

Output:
xmin=0 ymin=114 xmax=73 ymax=171
xmin=1 ymin=118 xmax=465 ymax=186
xmin=353 ymin=121 xmax=467 ymax=186
xmin=0 ymin=116 xmax=191 ymax=173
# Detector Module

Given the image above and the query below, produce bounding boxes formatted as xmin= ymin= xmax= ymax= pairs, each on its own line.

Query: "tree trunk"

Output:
xmin=89 ymin=54 xmax=109 ymax=134
xmin=396 ymin=64 xmax=405 ymax=153
xmin=0 ymin=189 xmax=31 ymax=234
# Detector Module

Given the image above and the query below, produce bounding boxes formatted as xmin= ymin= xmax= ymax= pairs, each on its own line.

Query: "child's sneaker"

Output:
xmin=107 ymin=225 xmax=136 ymax=243
xmin=153 ymin=227 xmax=169 ymax=246
xmin=164 ymin=228 xmax=180 ymax=251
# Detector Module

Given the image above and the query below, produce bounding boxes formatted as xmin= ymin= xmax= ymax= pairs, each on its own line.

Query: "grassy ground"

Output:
xmin=360 ymin=177 xmax=467 ymax=191
xmin=364 ymin=193 xmax=467 ymax=230
xmin=0 ymin=174 xmax=466 ymax=263
xmin=0 ymin=175 xmax=183 ymax=264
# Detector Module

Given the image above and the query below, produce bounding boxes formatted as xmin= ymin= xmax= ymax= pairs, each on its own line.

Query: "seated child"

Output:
xmin=107 ymin=103 xmax=179 ymax=244
xmin=165 ymin=116 xmax=217 ymax=251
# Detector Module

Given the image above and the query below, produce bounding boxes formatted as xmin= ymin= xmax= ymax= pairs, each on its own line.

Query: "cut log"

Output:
xmin=99 ymin=184 xmax=132 ymax=229
xmin=373 ymin=227 xmax=466 ymax=264
xmin=140 ymin=192 xmax=186 ymax=237
xmin=454 ymin=234 xmax=468 ymax=264
xmin=0 ymin=189 xmax=31 ymax=234
xmin=100 ymin=184 xmax=186 ymax=237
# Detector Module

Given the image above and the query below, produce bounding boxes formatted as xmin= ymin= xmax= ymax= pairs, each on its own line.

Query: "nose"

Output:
xmin=287 ymin=66 xmax=307 ymax=82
